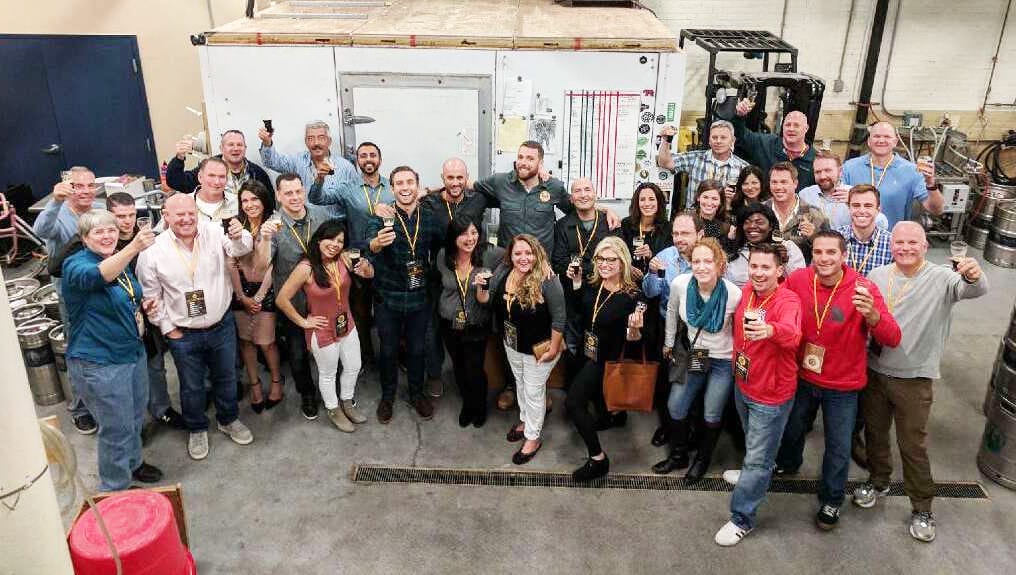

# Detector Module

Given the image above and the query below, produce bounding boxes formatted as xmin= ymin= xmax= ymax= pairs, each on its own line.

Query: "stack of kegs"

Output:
xmin=6 ymin=277 xmax=41 ymax=310
xmin=966 ymin=182 xmax=1016 ymax=265
xmin=29 ymin=283 xmax=61 ymax=320
xmin=979 ymin=304 xmax=1016 ymax=489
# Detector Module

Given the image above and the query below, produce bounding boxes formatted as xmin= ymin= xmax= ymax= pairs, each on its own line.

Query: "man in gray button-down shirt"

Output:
xmin=258 ymin=120 xmax=358 ymax=198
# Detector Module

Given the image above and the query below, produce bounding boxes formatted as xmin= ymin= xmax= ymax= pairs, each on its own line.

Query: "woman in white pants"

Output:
xmin=488 ymin=234 xmax=566 ymax=465
xmin=277 ymin=220 xmax=373 ymax=432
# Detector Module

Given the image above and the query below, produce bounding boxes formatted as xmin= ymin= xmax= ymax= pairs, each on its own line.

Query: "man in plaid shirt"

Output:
xmin=657 ymin=120 xmax=749 ymax=209
xmin=835 ymin=184 xmax=893 ymax=278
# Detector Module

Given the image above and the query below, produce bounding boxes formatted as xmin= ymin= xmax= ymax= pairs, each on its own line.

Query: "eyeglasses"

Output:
xmin=594 ymin=256 xmax=620 ymax=264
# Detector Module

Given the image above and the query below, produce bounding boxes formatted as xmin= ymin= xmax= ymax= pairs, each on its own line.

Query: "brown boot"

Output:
xmin=497 ymin=385 xmax=516 ymax=411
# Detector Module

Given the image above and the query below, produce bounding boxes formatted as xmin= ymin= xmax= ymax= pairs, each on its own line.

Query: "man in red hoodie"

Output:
xmin=714 ymin=242 xmax=802 ymax=547
xmin=776 ymin=230 xmax=901 ymax=531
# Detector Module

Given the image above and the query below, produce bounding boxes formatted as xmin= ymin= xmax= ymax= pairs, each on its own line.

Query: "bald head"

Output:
xmin=867 ymin=122 xmax=899 ymax=159
xmin=164 ymin=192 xmax=196 ymax=215
xmin=164 ymin=193 xmax=198 ymax=239
xmin=440 ymin=157 xmax=469 ymax=200
xmin=890 ymin=221 xmax=928 ymax=270
xmin=782 ymin=111 xmax=809 ymax=148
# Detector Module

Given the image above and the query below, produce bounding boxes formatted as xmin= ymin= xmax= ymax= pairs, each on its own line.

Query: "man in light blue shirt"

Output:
xmin=841 ymin=122 xmax=944 ymax=228
xmin=642 ymin=212 xmax=702 ymax=320
xmin=800 ymin=150 xmax=888 ymax=231
xmin=308 ymin=141 xmax=392 ymax=247
xmin=257 ymin=120 xmax=358 ymax=202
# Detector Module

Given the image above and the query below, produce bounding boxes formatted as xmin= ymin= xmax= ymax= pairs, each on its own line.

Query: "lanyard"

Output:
xmin=785 ymin=144 xmax=808 ymax=161
xmin=288 ymin=221 xmax=310 ymax=255
xmin=325 ymin=261 xmax=343 ymax=306
xmin=869 ymin=155 xmax=895 ymax=189
xmin=171 ymin=236 xmax=200 ymax=283
xmin=591 ymin=283 xmax=616 ymax=327
xmin=847 ymin=230 xmax=879 ymax=273
xmin=707 ymin=162 xmax=729 ymax=183
xmin=811 ymin=272 xmax=844 ymax=335
xmin=444 ymin=198 xmax=456 ymax=222
xmin=116 ymin=272 xmax=137 ymax=305
xmin=362 ymin=185 xmax=383 ymax=216
xmin=743 ymin=288 xmax=777 ymax=341
xmin=455 ymin=264 xmax=472 ymax=316
xmin=887 ymin=261 xmax=925 ymax=312
xmin=575 ymin=214 xmax=600 ymax=258
xmin=395 ymin=207 xmax=421 ymax=258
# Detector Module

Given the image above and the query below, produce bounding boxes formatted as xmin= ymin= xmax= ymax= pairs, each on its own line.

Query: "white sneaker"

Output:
xmin=217 ymin=419 xmax=254 ymax=445
xmin=714 ymin=520 xmax=752 ymax=546
xmin=188 ymin=431 xmax=209 ymax=460
xmin=723 ymin=469 xmax=741 ymax=486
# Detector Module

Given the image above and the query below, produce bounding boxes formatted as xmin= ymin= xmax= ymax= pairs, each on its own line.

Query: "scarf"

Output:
xmin=685 ymin=276 xmax=728 ymax=333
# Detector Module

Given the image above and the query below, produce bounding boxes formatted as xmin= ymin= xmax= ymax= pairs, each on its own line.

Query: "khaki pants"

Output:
xmin=862 ymin=369 xmax=935 ymax=512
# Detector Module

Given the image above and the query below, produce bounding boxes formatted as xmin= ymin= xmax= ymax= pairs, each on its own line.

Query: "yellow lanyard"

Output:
xmin=785 ymin=144 xmax=808 ymax=161
xmin=811 ymin=272 xmax=844 ymax=336
xmin=590 ymin=283 xmax=616 ymax=327
xmin=455 ymin=264 xmax=472 ymax=316
xmin=707 ymin=162 xmax=730 ymax=183
xmin=887 ymin=261 xmax=925 ymax=312
xmin=395 ymin=207 xmax=421 ymax=258
xmin=116 ymin=272 xmax=137 ymax=305
xmin=869 ymin=155 xmax=895 ymax=189
xmin=847 ymin=230 xmax=879 ymax=273
xmin=362 ymin=185 xmax=383 ymax=216
xmin=171 ymin=236 xmax=200 ymax=283
xmin=325 ymin=261 xmax=343 ymax=306
xmin=743 ymin=289 xmax=777 ymax=341
xmin=575 ymin=214 xmax=600 ymax=258
xmin=288 ymin=221 xmax=310 ymax=255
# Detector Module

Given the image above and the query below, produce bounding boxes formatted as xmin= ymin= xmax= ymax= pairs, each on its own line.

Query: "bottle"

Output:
xmin=160 ymin=161 xmax=169 ymax=191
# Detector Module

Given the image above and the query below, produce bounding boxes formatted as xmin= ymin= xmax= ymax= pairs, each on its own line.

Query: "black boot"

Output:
xmin=572 ymin=455 xmax=610 ymax=482
xmin=652 ymin=419 xmax=690 ymax=474
xmin=685 ymin=426 xmax=722 ymax=484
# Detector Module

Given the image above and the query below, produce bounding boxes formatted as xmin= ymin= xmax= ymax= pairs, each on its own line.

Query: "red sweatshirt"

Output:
xmin=732 ymin=283 xmax=802 ymax=405
xmin=785 ymin=265 xmax=901 ymax=391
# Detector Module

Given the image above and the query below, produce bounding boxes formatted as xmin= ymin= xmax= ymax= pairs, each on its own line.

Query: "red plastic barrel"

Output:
xmin=68 ymin=491 xmax=195 ymax=575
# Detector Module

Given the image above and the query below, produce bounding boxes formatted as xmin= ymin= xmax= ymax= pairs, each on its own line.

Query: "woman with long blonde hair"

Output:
xmin=488 ymin=234 xmax=566 ymax=465
xmin=566 ymin=236 xmax=646 ymax=482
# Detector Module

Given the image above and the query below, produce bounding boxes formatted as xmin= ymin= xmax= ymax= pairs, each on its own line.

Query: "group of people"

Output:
xmin=31 ymin=111 xmax=986 ymax=546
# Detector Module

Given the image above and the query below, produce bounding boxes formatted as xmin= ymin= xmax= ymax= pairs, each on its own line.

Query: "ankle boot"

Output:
xmin=685 ymin=426 xmax=722 ymax=484
xmin=652 ymin=419 xmax=690 ymax=474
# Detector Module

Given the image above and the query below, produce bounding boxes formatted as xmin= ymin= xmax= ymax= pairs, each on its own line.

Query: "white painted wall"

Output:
xmin=644 ymin=0 xmax=1016 ymax=113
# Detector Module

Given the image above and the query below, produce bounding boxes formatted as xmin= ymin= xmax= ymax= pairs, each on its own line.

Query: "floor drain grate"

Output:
xmin=352 ymin=465 xmax=990 ymax=499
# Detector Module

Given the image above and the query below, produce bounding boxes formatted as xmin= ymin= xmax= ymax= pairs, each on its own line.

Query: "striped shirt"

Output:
xmin=836 ymin=225 xmax=894 ymax=277
xmin=668 ymin=150 xmax=749 ymax=208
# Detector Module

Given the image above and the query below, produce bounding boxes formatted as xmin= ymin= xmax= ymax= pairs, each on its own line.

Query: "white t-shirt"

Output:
xmin=665 ymin=274 xmax=742 ymax=360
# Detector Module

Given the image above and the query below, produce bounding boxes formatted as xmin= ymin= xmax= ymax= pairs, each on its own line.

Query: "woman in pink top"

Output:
xmin=276 ymin=220 xmax=374 ymax=432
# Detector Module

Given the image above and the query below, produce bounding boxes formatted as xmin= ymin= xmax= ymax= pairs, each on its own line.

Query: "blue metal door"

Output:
xmin=0 ymin=35 xmax=157 ymax=199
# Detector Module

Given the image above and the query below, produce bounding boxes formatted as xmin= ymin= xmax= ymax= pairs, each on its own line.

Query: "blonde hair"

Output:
xmin=587 ymin=236 xmax=638 ymax=294
xmin=690 ymin=237 xmax=728 ymax=277
xmin=505 ymin=234 xmax=550 ymax=310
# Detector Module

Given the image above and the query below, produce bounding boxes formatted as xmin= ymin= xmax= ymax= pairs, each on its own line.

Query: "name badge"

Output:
xmin=583 ymin=330 xmax=599 ymax=362
xmin=406 ymin=260 xmax=425 ymax=291
xmin=689 ymin=348 xmax=710 ymax=373
xmin=735 ymin=351 xmax=750 ymax=382
xmin=453 ymin=309 xmax=467 ymax=331
xmin=802 ymin=342 xmax=826 ymax=374
xmin=185 ymin=290 xmax=207 ymax=318
xmin=503 ymin=320 xmax=518 ymax=350
xmin=134 ymin=308 xmax=145 ymax=338
xmin=335 ymin=312 xmax=349 ymax=337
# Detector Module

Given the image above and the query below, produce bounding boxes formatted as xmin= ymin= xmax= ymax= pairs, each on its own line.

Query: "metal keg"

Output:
xmin=5 ymin=277 xmax=41 ymax=302
xmin=13 ymin=302 xmax=46 ymax=325
xmin=984 ymin=234 xmax=1016 ymax=268
xmin=965 ymin=219 xmax=991 ymax=249
xmin=29 ymin=283 xmax=61 ymax=320
xmin=994 ymin=358 xmax=1016 ymax=402
xmin=978 ymin=393 xmax=1016 ymax=490
xmin=971 ymin=183 xmax=1016 ymax=225
xmin=1003 ymin=336 xmax=1016 ymax=370
xmin=16 ymin=321 xmax=64 ymax=406
xmin=48 ymin=324 xmax=73 ymax=406
xmin=994 ymin=202 xmax=1016 ymax=237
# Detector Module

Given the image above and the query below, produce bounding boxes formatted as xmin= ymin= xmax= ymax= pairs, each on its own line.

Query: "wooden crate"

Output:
xmin=73 ymin=484 xmax=190 ymax=548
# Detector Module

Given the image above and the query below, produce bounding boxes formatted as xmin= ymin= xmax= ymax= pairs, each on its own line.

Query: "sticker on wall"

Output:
xmin=641 ymin=111 xmax=654 ymax=123
xmin=658 ymin=171 xmax=670 ymax=180
xmin=638 ymin=124 xmax=651 ymax=134
xmin=656 ymin=114 xmax=666 ymax=124
xmin=666 ymin=103 xmax=676 ymax=122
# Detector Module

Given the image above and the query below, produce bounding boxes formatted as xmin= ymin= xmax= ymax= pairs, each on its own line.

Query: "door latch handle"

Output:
xmin=342 ymin=109 xmax=376 ymax=126
xmin=41 ymin=144 xmax=62 ymax=155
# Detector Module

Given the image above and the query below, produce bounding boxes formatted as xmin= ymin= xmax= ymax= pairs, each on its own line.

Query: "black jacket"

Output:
xmin=165 ymin=155 xmax=274 ymax=195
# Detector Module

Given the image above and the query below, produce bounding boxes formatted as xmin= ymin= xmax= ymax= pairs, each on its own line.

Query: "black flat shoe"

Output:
xmin=458 ymin=409 xmax=472 ymax=428
xmin=506 ymin=423 xmax=525 ymax=443
xmin=651 ymin=424 xmax=670 ymax=447
xmin=132 ymin=461 xmax=164 ymax=483
xmin=512 ymin=442 xmax=542 ymax=465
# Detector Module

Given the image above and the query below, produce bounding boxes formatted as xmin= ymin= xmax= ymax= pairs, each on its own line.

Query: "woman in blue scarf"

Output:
xmin=654 ymin=237 xmax=743 ymax=483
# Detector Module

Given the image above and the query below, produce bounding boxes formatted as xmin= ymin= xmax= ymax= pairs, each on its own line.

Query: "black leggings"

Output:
xmin=440 ymin=322 xmax=488 ymax=415
xmin=566 ymin=360 xmax=607 ymax=457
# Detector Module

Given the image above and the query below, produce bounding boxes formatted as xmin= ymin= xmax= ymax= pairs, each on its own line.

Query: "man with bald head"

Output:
xmin=422 ymin=157 xmax=488 ymax=235
xmin=734 ymin=100 xmax=816 ymax=190
xmin=851 ymin=221 xmax=986 ymax=542
xmin=137 ymin=193 xmax=255 ymax=461
xmin=841 ymin=122 xmax=944 ymax=228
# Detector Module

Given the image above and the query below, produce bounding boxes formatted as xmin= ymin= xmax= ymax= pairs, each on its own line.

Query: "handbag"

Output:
xmin=603 ymin=343 xmax=659 ymax=413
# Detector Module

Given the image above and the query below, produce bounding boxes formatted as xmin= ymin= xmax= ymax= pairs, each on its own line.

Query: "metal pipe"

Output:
xmin=848 ymin=0 xmax=891 ymax=158
xmin=833 ymin=0 xmax=858 ymax=91
xmin=981 ymin=0 xmax=1013 ymax=113
xmin=878 ymin=0 xmax=905 ymax=118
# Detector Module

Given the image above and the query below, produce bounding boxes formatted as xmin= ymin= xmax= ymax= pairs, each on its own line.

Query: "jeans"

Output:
xmin=281 ymin=315 xmax=316 ymax=399
xmin=424 ymin=300 xmax=444 ymax=380
xmin=310 ymin=329 xmax=362 ymax=410
xmin=375 ymin=302 xmax=429 ymax=402
xmin=144 ymin=327 xmax=171 ymax=419
xmin=69 ymin=355 xmax=147 ymax=491
xmin=566 ymin=359 xmax=607 ymax=457
xmin=667 ymin=358 xmax=733 ymax=424
xmin=55 ymin=279 xmax=91 ymax=419
xmin=164 ymin=313 xmax=239 ymax=432
xmin=730 ymin=385 xmax=794 ymax=530
xmin=440 ymin=322 xmax=489 ymax=416
xmin=504 ymin=346 xmax=558 ymax=441
xmin=776 ymin=379 xmax=858 ymax=507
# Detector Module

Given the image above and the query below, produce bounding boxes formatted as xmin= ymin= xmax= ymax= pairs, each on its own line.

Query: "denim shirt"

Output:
xmin=260 ymin=145 xmax=358 ymax=199
xmin=472 ymin=172 xmax=570 ymax=251
xmin=309 ymin=176 xmax=393 ymax=247
xmin=641 ymin=246 xmax=692 ymax=318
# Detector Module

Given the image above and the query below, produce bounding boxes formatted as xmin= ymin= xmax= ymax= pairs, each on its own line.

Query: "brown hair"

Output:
xmin=813 ymin=149 xmax=842 ymax=167
xmin=769 ymin=161 xmax=799 ymax=182
xmin=848 ymin=183 xmax=881 ymax=206
xmin=505 ymin=234 xmax=550 ymax=310
xmin=690 ymin=237 xmax=728 ymax=277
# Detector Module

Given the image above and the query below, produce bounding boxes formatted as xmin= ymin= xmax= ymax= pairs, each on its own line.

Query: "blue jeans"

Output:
xmin=164 ymin=313 xmax=239 ymax=431
xmin=145 ymin=328 xmax=171 ymax=419
xmin=375 ymin=302 xmax=428 ymax=402
xmin=730 ymin=385 xmax=794 ymax=530
xmin=69 ymin=355 xmax=147 ymax=491
xmin=667 ymin=358 xmax=733 ymax=423
xmin=776 ymin=379 xmax=858 ymax=506
xmin=56 ymin=278 xmax=91 ymax=419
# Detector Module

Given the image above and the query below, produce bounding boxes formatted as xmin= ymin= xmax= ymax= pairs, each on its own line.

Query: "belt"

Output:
xmin=179 ymin=312 xmax=228 ymax=333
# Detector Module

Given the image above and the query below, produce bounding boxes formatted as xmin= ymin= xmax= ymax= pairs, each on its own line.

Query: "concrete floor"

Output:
xmin=42 ymin=245 xmax=1016 ymax=575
